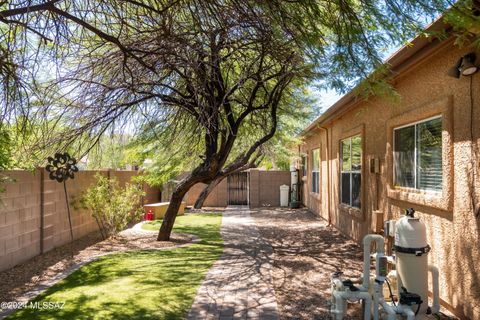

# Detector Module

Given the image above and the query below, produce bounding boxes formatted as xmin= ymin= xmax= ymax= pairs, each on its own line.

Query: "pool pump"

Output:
xmin=330 ymin=208 xmax=440 ymax=319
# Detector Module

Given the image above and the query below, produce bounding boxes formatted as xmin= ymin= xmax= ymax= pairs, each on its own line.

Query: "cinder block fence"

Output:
xmin=180 ymin=169 xmax=292 ymax=208
xmin=0 ymin=169 xmax=160 ymax=272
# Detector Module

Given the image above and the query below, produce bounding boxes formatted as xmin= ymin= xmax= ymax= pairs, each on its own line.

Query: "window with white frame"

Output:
xmin=394 ymin=116 xmax=442 ymax=191
xmin=341 ymin=135 xmax=361 ymax=208
xmin=311 ymin=149 xmax=319 ymax=193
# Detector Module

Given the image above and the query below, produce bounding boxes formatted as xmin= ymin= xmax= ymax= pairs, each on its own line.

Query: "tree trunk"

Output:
xmin=194 ymin=176 xmax=225 ymax=209
xmin=157 ymin=179 xmax=194 ymax=241
xmin=194 ymin=159 xmax=262 ymax=209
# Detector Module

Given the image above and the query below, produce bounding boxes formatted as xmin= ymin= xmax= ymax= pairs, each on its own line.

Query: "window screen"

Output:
xmin=394 ymin=116 xmax=442 ymax=191
xmin=312 ymin=149 xmax=320 ymax=194
xmin=302 ymin=155 xmax=307 ymax=177
xmin=340 ymin=135 xmax=361 ymax=209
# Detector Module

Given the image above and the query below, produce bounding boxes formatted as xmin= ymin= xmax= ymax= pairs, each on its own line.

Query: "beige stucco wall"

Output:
xmin=299 ymin=42 xmax=480 ymax=319
xmin=0 ymin=169 xmax=160 ymax=272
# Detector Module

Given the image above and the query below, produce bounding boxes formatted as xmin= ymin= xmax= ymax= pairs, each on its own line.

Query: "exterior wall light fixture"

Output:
xmin=448 ymin=53 xmax=478 ymax=78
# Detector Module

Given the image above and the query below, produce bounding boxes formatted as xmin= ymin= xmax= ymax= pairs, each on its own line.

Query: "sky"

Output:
xmin=311 ymin=40 xmax=407 ymax=116
xmin=312 ymin=89 xmax=343 ymax=114
xmin=310 ymin=10 xmax=441 ymax=117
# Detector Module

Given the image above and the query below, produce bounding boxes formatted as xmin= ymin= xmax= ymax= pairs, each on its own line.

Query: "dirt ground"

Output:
xmin=251 ymin=208 xmax=367 ymax=320
xmin=0 ymin=226 xmax=194 ymax=304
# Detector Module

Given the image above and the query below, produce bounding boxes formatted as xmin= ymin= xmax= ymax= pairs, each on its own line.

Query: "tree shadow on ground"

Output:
xmin=251 ymin=208 xmax=364 ymax=320
xmin=5 ymin=214 xmax=223 ymax=320
xmin=0 ymin=232 xmax=104 ymax=303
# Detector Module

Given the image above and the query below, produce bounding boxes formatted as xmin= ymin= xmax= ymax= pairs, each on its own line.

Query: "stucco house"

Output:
xmin=297 ymin=18 xmax=480 ymax=319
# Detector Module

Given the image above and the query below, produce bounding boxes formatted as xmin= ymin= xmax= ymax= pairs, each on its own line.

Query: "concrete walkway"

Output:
xmin=188 ymin=207 xmax=279 ymax=320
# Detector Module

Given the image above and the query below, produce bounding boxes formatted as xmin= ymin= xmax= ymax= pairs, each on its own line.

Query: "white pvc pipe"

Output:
xmin=332 ymin=291 xmax=346 ymax=320
xmin=379 ymin=299 xmax=397 ymax=320
xmin=379 ymin=271 xmax=399 ymax=320
xmin=373 ymin=281 xmax=381 ymax=320
xmin=402 ymin=305 xmax=416 ymax=320
xmin=330 ymin=278 xmax=372 ymax=320
xmin=374 ymin=272 xmax=396 ymax=320
xmin=333 ymin=278 xmax=344 ymax=289
xmin=429 ymin=264 xmax=440 ymax=314
xmin=361 ymin=291 xmax=372 ymax=320
xmin=331 ymin=278 xmax=346 ymax=319
xmin=331 ymin=285 xmax=372 ymax=320
xmin=362 ymin=235 xmax=385 ymax=290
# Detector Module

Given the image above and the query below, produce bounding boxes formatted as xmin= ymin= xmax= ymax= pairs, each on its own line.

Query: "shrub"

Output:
xmin=0 ymin=127 xmax=12 ymax=203
xmin=80 ymin=174 xmax=145 ymax=239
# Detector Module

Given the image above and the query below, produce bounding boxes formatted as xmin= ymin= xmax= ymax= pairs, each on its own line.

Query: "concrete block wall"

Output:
xmin=0 ymin=169 xmax=160 ymax=272
xmin=248 ymin=170 xmax=261 ymax=208
xmin=249 ymin=170 xmax=291 ymax=208
xmin=178 ymin=170 xmax=291 ymax=208
xmin=184 ymin=179 xmax=228 ymax=207
xmin=144 ymin=183 xmax=161 ymax=204
xmin=0 ymin=170 xmax=41 ymax=271
xmin=46 ymin=171 xmax=108 ymax=252
xmin=110 ymin=170 xmax=136 ymax=187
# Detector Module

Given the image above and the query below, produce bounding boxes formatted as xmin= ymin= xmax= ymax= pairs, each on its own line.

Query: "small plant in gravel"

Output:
xmin=79 ymin=174 xmax=145 ymax=239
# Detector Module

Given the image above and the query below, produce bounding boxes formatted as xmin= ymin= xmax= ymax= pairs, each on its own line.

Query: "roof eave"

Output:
xmin=300 ymin=16 xmax=451 ymax=137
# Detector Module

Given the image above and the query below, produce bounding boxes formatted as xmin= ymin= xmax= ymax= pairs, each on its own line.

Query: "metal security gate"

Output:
xmin=227 ymin=172 xmax=249 ymax=205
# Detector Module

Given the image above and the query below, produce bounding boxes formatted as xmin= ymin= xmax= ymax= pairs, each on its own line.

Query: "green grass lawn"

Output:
xmin=7 ymin=213 xmax=223 ymax=320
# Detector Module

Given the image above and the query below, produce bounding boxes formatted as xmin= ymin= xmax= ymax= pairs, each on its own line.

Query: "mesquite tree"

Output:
xmin=193 ymin=89 xmax=317 ymax=209
xmin=2 ymin=0 xmax=467 ymax=240
xmin=193 ymin=154 xmax=263 ymax=210
xmin=2 ymin=1 xmax=306 ymax=240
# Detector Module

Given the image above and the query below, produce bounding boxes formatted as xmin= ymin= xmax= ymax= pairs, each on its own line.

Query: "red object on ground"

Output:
xmin=145 ymin=209 xmax=154 ymax=221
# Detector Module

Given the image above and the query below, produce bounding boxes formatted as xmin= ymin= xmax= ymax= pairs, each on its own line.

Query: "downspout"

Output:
xmin=428 ymin=265 xmax=440 ymax=314
xmin=297 ymin=144 xmax=303 ymax=206
xmin=318 ymin=126 xmax=331 ymax=226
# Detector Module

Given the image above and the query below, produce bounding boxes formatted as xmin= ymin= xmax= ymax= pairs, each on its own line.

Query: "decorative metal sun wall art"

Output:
xmin=46 ymin=152 xmax=78 ymax=242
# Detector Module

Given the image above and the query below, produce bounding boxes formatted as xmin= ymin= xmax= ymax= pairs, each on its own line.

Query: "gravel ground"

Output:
xmin=251 ymin=208 xmax=366 ymax=320
xmin=0 ymin=225 xmax=194 ymax=304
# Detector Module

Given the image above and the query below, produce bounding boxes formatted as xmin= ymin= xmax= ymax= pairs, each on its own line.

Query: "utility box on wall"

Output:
xmin=370 ymin=158 xmax=380 ymax=174
xmin=384 ymin=220 xmax=396 ymax=237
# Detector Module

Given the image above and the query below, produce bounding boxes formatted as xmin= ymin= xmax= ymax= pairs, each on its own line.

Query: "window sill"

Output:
xmin=392 ymin=185 xmax=441 ymax=194
xmin=339 ymin=203 xmax=363 ymax=219
xmin=387 ymin=187 xmax=451 ymax=212
xmin=385 ymin=95 xmax=454 ymax=213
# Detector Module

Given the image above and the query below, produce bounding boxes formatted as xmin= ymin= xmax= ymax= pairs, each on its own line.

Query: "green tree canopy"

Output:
xmin=3 ymin=0 xmax=476 ymax=238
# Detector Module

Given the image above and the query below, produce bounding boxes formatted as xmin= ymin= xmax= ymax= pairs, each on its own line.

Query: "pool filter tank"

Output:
xmin=330 ymin=207 xmax=441 ymax=319
xmin=394 ymin=208 xmax=431 ymax=315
